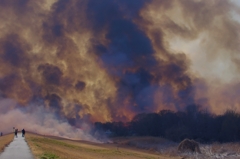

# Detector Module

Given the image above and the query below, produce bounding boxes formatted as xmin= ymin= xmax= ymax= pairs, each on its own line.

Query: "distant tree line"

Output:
xmin=94 ymin=105 xmax=240 ymax=143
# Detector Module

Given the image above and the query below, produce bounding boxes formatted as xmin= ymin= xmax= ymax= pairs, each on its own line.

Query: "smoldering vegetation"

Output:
xmin=95 ymin=105 xmax=240 ymax=143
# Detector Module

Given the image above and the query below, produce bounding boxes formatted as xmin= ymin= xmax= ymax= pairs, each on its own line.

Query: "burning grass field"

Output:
xmin=25 ymin=133 xmax=181 ymax=159
xmin=0 ymin=133 xmax=13 ymax=152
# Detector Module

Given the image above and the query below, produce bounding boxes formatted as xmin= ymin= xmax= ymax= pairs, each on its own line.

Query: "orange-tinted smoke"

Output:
xmin=0 ymin=0 xmax=239 ymax=123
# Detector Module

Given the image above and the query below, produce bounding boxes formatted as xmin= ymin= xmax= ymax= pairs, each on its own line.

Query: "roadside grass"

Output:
xmin=0 ymin=133 xmax=13 ymax=152
xmin=40 ymin=152 xmax=59 ymax=159
xmin=25 ymin=133 xmax=180 ymax=159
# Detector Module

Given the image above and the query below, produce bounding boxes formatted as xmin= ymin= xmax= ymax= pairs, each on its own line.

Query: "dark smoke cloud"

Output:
xmin=0 ymin=34 xmax=30 ymax=67
xmin=38 ymin=63 xmax=63 ymax=85
xmin=0 ymin=0 xmax=239 ymax=131
xmin=0 ymin=0 xmax=30 ymax=13
xmin=85 ymin=0 xmax=195 ymax=119
xmin=75 ymin=81 xmax=86 ymax=91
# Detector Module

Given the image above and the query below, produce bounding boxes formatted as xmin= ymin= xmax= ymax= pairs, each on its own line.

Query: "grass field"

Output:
xmin=2 ymin=133 xmax=240 ymax=159
xmin=0 ymin=133 xmax=14 ymax=152
xmin=25 ymin=133 xmax=181 ymax=159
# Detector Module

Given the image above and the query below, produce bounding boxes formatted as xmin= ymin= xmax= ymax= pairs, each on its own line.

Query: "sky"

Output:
xmin=0 ymin=0 xmax=239 ymax=138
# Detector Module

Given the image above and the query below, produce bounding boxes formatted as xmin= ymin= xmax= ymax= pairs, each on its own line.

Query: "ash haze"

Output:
xmin=0 ymin=0 xmax=239 ymax=138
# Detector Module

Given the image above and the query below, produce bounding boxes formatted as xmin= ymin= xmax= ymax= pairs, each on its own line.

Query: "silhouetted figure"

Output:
xmin=0 ymin=132 xmax=2 ymax=136
xmin=14 ymin=129 xmax=18 ymax=138
xmin=22 ymin=129 xmax=25 ymax=137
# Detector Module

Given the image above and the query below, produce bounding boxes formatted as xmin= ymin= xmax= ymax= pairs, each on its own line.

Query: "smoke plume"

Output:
xmin=0 ymin=0 xmax=239 ymax=138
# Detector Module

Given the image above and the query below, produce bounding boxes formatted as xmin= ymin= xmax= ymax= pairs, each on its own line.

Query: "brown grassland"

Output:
xmin=3 ymin=133 xmax=240 ymax=158
xmin=0 ymin=133 xmax=14 ymax=152
xmin=25 ymin=133 xmax=181 ymax=159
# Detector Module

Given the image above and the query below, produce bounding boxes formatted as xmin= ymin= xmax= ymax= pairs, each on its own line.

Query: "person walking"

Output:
xmin=22 ymin=129 xmax=25 ymax=137
xmin=14 ymin=128 xmax=18 ymax=138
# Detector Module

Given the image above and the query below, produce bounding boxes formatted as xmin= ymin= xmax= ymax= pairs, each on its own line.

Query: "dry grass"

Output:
xmin=177 ymin=139 xmax=201 ymax=153
xmin=0 ymin=133 xmax=14 ymax=152
xmin=111 ymin=136 xmax=179 ymax=156
xmin=110 ymin=137 xmax=240 ymax=159
xmin=175 ymin=142 xmax=240 ymax=159
xmin=25 ymin=133 xmax=181 ymax=159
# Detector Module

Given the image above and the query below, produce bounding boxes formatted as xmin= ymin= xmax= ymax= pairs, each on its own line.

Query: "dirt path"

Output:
xmin=0 ymin=133 xmax=34 ymax=159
